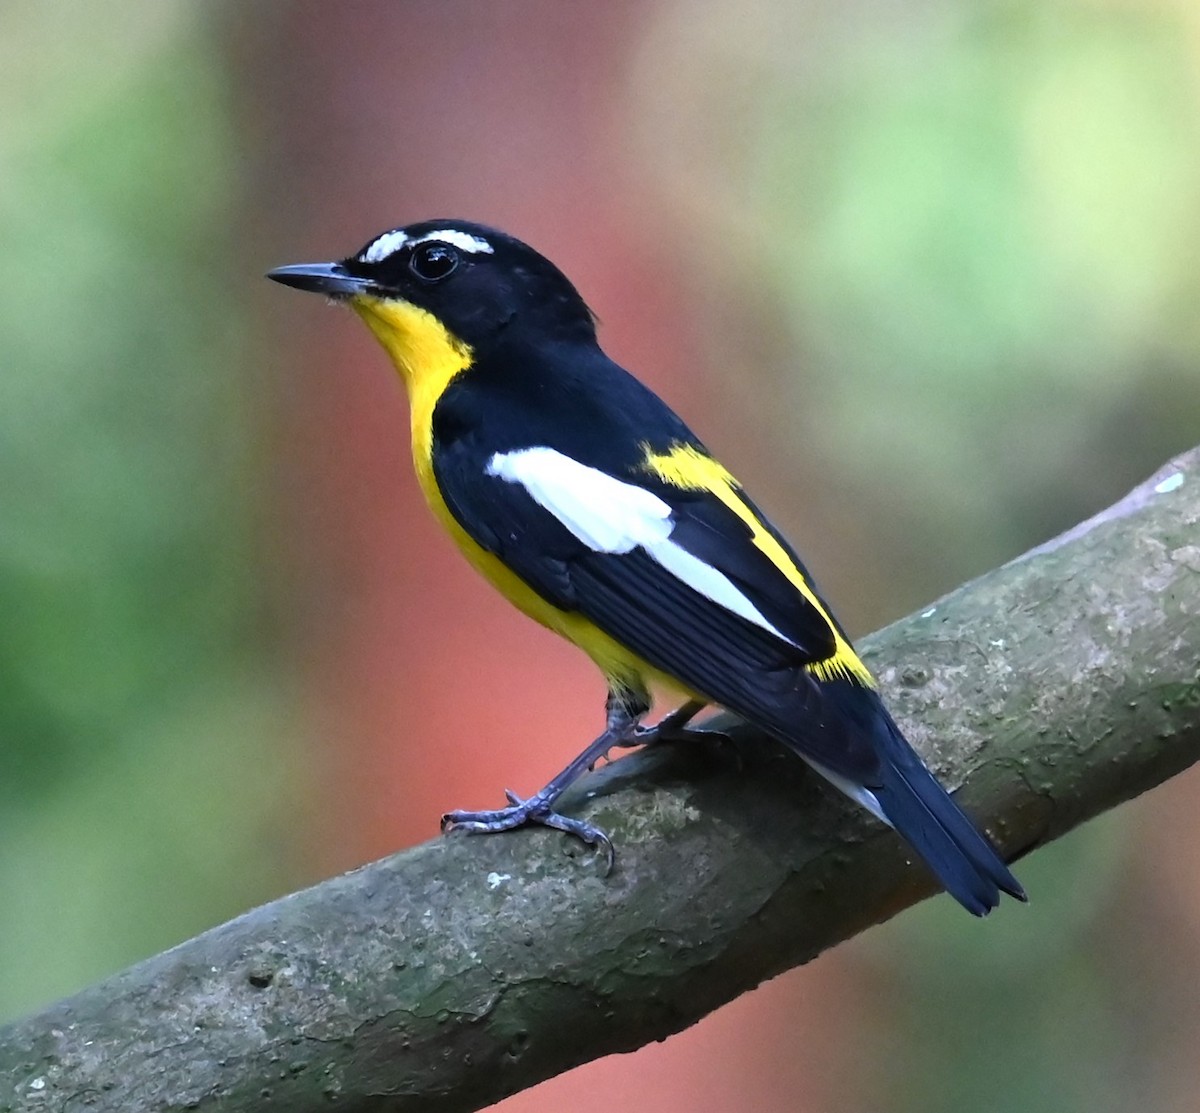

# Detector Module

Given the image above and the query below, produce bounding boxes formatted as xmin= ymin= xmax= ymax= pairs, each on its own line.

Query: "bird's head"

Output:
xmin=267 ymin=220 xmax=596 ymax=391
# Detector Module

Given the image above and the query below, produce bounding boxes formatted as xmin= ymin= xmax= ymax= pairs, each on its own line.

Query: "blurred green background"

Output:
xmin=0 ymin=5 xmax=303 ymax=1017
xmin=2 ymin=3 xmax=1200 ymax=1112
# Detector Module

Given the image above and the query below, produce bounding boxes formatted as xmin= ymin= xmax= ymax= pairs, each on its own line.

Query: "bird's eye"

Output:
xmin=409 ymin=242 xmax=460 ymax=282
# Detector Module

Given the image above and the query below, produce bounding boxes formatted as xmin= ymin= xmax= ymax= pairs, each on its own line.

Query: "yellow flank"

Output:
xmin=429 ymin=504 xmax=696 ymax=701
xmin=642 ymin=442 xmax=876 ymax=687
xmin=349 ymin=293 xmax=697 ymax=702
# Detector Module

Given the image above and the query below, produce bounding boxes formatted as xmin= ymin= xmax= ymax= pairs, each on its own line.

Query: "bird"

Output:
xmin=267 ymin=219 xmax=1025 ymax=915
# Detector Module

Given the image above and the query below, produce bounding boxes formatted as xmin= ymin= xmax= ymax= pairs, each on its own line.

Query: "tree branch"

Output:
xmin=3 ymin=448 xmax=1200 ymax=1113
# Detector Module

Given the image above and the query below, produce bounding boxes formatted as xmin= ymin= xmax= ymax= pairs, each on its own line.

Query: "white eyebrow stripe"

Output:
xmin=485 ymin=446 xmax=797 ymax=644
xmin=359 ymin=229 xmax=409 ymax=264
xmin=410 ymin=229 xmax=495 ymax=255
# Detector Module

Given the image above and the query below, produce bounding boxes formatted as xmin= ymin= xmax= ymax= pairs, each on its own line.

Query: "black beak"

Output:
xmin=265 ymin=262 xmax=376 ymax=298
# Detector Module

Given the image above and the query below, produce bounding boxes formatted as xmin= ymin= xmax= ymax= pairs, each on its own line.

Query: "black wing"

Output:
xmin=432 ymin=441 xmax=879 ymax=780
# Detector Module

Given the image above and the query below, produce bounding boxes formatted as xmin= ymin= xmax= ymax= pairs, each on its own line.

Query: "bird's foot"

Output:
xmin=441 ymin=790 xmax=615 ymax=874
xmin=633 ymin=720 xmax=734 ymax=747
xmin=615 ymin=698 xmax=707 ymax=748
xmin=622 ymin=701 xmax=740 ymax=767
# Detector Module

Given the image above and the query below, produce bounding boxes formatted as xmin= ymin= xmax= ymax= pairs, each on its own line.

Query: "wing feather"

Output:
xmin=434 ymin=442 xmax=878 ymax=779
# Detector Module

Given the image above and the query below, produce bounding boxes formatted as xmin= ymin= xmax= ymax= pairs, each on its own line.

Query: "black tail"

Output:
xmin=725 ymin=662 xmax=1024 ymax=914
xmin=867 ymin=709 xmax=1025 ymax=915
xmin=779 ymin=680 xmax=1026 ymax=916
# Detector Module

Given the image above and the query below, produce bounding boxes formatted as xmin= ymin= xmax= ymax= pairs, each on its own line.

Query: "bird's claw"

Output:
xmin=441 ymin=796 xmax=616 ymax=875
xmin=626 ymin=720 xmax=742 ymax=770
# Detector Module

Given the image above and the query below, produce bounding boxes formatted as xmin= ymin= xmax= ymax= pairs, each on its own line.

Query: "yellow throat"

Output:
xmin=351 ymin=294 xmax=473 ymax=466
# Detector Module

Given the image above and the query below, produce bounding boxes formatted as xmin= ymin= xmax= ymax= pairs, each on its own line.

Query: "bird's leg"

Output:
xmin=440 ymin=686 xmax=648 ymax=872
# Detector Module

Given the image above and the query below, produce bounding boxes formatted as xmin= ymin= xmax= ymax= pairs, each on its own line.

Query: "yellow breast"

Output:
xmin=349 ymin=293 xmax=677 ymax=694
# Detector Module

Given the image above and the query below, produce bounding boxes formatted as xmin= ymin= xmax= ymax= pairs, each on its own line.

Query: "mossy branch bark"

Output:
xmin=2 ymin=449 xmax=1199 ymax=1113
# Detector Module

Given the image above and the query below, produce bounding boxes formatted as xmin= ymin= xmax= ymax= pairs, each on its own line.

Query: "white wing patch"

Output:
xmin=487 ymin=447 xmax=671 ymax=552
xmin=486 ymin=447 xmax=798 ymax=645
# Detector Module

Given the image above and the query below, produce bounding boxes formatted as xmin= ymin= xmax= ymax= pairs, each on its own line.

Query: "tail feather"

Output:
xmin=870 ymin=713 xmax=1025 ymax=915
xmin=789 ymin=683 xmax=1025 ymax=916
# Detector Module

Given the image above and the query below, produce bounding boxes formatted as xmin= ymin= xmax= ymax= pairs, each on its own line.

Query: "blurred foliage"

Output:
xmin=633 ymin=0 xmax=1200 ymax=606
xmin=628 ymin=2 xmax=1200 ymax=1112
xmin=0 ymin=3 xmax=298 ymax=1020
